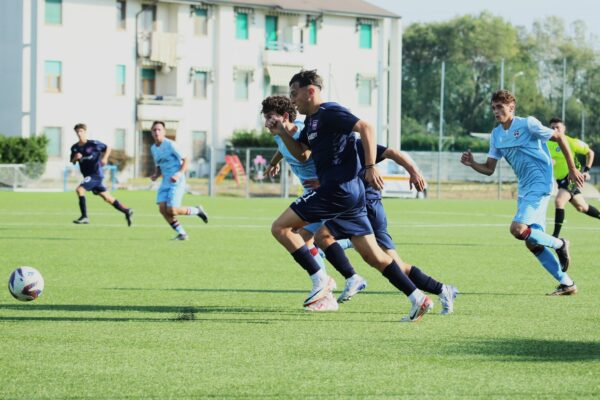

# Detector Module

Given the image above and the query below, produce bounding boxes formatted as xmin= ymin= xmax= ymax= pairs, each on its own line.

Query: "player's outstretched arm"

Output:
xmin=460 ymin=149 xmax=497 ymax=176
xmin=382 ymin=148 xmax=426 ymax=191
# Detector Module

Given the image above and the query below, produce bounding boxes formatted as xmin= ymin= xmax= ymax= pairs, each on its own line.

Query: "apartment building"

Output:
xmin=0 ymin=0 xmax=402 ymax=179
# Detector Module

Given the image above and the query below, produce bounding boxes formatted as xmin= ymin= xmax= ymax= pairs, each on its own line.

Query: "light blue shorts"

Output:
xmin=156 ymin=178 xmax=186 ymax=207
xmin=513 ymin=193 xmax=550 ymax=231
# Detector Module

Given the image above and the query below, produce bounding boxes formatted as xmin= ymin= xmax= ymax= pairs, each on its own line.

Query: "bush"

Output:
xmin=0 ymin=135 xmax=48 ymax=178
xmin=401 ymin=132 xmax=489 ymax=152
xmin=231 ymin=129 xmax=276 ymax=148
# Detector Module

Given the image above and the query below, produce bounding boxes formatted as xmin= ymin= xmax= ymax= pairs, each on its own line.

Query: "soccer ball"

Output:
xmin=8 ymin=266 xmax=44 ymax=301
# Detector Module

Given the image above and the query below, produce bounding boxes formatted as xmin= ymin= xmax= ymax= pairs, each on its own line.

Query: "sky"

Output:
xmin=366 ymin=0 xmax=600 ymax=39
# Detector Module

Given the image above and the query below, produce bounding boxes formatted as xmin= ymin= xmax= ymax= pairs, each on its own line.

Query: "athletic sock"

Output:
xmin=585 ymin=205 xmax=600 ymax=219
xmin=553 ymin=208 xmax=565 ymax=237
xmin=186 ymin=206 xmax=201 ymax=215
xmin=291 ymin=245 xmax=321 ymax=275
xmin=323 ymin=242 xmax=356 ymax=279
xmin=532 ymin=247 xmax=566 ymax=282
xmin=524 ymin=227 xmax=563 ymax=249
xmin=408 ymin=266 xmax=443 ymax=295
xmin=170 ymin=220 xmax=186 ymax=235
xmin=78 ymin=196 xmax=87 ymax=218
xmin=308 ymin=246 xmax=326 ymax=270
xmin=112 ymin=199 xmax=129 ymax=214
xmin=381 ymin=261 xmax=417 ymax=297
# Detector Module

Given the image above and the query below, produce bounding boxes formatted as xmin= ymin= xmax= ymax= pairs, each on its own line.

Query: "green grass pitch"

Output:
xmin=0 ymin=191 xmax=599 ymax=398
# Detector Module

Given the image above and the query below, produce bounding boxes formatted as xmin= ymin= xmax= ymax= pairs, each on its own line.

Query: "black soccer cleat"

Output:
xmin=555 ymin=238 xmax=570 ymax=272
xmin=125 ymin=209 xmax=133 ymax=227
xmin=73 ymin=217 xmax=90 ymax=224
xmin=196 ymin=205 xmax=208 ymax=223
xmin=547 ymin=283 xmax=577 ymax=296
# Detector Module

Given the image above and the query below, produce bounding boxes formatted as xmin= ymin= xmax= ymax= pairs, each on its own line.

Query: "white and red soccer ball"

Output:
xmin=8 ymin=266 xmax=44 ymax=301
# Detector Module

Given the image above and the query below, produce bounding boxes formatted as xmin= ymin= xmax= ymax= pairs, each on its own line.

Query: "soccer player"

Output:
xmin=149 ymin=121 xmax=208 ymax=240
xmin=548 ymin=117 xmax=598 ymax=238
xmin=461 ymin=90 xmax=584 ymax=295
xmin=268 ymin=70 xmax=433 ymax=322
xmin=70 ymin=123 xmax=133 ymax=226
xmin=261 ymin=96 xmax=363 ymax=307
xmin=316 ymin=139 xmax=458 ymax=313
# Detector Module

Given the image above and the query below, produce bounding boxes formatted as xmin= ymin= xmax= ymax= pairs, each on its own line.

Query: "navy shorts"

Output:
xmin=366 ymin=199 xmax=395 ymax=249
xmin=291 ymin=178 xmax=373 ymax=239
xmin=79 ymin=175 xmax=107 ymax=195
xmin=556 ymin=177 xmax=581 ymax=197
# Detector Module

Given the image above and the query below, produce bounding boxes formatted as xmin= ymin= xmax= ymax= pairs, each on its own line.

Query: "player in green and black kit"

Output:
xmin=548 ymin=118 xmax=598 ymax=242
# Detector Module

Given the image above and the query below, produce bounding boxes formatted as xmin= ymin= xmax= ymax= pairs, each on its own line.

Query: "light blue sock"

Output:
xmin=534 ymin=247 xmax=565 ymax=282
xmin=527 ymin=229 xmax=562 ymax=249
xmin=338 ymin=239 xmax=353 ymax=250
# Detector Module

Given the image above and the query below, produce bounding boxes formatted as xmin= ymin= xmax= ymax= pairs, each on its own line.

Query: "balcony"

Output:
xmin=137 ymin=31 xmax=179 ymax=67
xmin=263 ymin=41 xmax=305 ymax=66
xmin=137 ymin=95 xmax=184 ymax=122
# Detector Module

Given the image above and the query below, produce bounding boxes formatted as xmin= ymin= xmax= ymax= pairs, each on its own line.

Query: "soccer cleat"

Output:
xmin=172 ymin=233 xmax=189 ymax=241
xmin=305 ymin=293 xmax=339 ymax=312
xmin=197 ymin=205 xmax=208 ymax=223
xmin=555 ymin=238 xmax=570 ymax=272
xmin=303 ymin=276 xmax=336 ymax=307
xmin=125 ymin=209 xmax=133 ymax=227
xmin=401 ymin=295 xmax=434 ymax=322
xmin=547 ymin=283 xmax=577 ymax=296
xmin=73 ymin=217 xmax=89 ymax=224
xmin=439 ymin=284 xmax=459 ymax=315
xmin=337 ymin=274 xmax=367 ymax=303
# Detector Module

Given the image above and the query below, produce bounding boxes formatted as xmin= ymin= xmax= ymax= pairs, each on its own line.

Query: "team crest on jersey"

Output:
xmin=311 ymin=120 xmax=318 ymax=129
xmin=513 ymin=130 xmax=520 ymax=138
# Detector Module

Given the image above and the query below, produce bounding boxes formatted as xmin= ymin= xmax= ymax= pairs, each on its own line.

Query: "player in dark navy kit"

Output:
xmin=268 ymin=70 xmax=433 ymax=322
xmin=318 ymin=139 xmax=459 ymax=314
xmin=70 ymin=123 xmax=133 ymax=226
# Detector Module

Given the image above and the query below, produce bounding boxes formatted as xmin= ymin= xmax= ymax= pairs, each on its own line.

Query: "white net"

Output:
xmin=0 ymin=164 xmax=44 ymax=189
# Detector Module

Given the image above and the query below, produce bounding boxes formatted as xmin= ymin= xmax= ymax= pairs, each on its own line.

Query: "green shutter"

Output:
xmin=309 ymin=20 xmax=317 ymax=45
xmin=265 ymin=16 xmax=278 ymax=49
xmin=45 ymin=0 xmax=62 ymax=25
xmin=195 ymin=8 xmax=207 ymax=17
xmin=235 ymin=73 xmax=248 ymax=99
xmin=236 ymin=13 xmax=248 ymax=40
xmin=359 ymin=24 xmax=372 ymax=49
xmin=141 ymin=68 xmax=156 ymax=79
xmin=358 ymin=79 xmax=371 ymax=105
xmin=116 ymin=65 xmax=126 ymax=84
xmin=45 ymin=60 xmax=61 ymax=76
xmin=44 ymin=127 xmax=62 ymax=157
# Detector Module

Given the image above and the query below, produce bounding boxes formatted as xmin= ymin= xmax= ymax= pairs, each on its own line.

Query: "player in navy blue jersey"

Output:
xmin=70 ymin=123 xmax=133 ymax=226
xmin=318 ymin=139 xmax=458 ymax=313
xmin=268 ymin=70 xmax=433 ymax=322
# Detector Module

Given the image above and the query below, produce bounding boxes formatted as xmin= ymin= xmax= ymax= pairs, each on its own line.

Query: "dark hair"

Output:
xmin=289 ymin=69 xmax=323 ymax=89
xmin=549 ymin=117 xmax=563 ymax=125
xmin=261 ymin=96 xmax=297 ymax=122
xmin=491 ymin=90 xmax=516 ymax=105
xmin=152 ymin=121 xmax=166 ymax=129
xmin=73 ymin=123 xmax=87 ymax=131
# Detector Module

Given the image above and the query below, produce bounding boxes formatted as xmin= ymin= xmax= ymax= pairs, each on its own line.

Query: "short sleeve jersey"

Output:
xmin=297 ymin=102 xmax=360 ymax=184
xmin=273 ymin=120 xmax=319 ymax=189
xmin=549 ymin=136 xmax=588 ymax=180
xmin=70 ymin=140 xmax=107 ymax=178
xmin=355 ymin=139 xmax=387 ymax=201
xmin=151 ymin=138 xmax=186 ymax=181
xmin=487 ymin=116 xmax=554 ymax=197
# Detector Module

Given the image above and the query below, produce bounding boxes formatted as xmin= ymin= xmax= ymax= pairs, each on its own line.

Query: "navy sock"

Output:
xmin=553 ymin=208 xmax=565 ymax=237
xmin=112 ymin=199 xmax=128 ymax=214
xmin=324 ymin=242 xmax=356 ymax=279
xmin=292 ymin=246 xmax=321 ymax=276
xmin=382 ymin=261 xmax=417 ymax=296
xmin=408 ymin=266 xmax=443 ymax=295
xmin=78 ymin=196 xmax=87 ymax=218
xmin=586 ymin=205 xmax=600 ymax=219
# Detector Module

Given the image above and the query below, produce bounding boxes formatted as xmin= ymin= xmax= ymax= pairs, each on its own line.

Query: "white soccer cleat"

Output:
xmin=401 ymin=295 xmax=434 ymax=322
xmin=439 ymin=284 xmax=459 ymax=315
xmin=303 ymin=276 xmax=336 ymax=307
xmin=304 ymin=293 xmax=339 ymax=312
xmin=337 ymin=274 xmax=367 ymax=303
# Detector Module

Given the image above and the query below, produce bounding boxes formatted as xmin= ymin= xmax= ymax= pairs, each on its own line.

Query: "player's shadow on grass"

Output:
xmin=105 ymin=287 xmax=403 ymax=296
xmin=453 ymin=338 xmax=600 ymax=362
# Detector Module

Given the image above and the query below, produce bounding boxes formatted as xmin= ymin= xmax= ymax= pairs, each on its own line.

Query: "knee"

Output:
xmin=510 ymin=225 xmax=529 ymax=240
xmin=271 ymin=221 xmax=286 ymax=240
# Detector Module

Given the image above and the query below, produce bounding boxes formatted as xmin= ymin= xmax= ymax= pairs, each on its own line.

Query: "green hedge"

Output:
xmin=230 ymin=129 xmax=276 ymax=148
xmin=0 ymin=135 xmax=49 ymax=178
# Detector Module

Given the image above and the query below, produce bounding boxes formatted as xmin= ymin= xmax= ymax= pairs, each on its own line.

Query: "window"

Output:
xmin=192 ymin=131 xmax=207 ymax=160
xmin=193 ymin=8 xmax=208 ymax=36
xmin=193 ymin=71 xmax=208 ymax=99
xmin=45 ymin=0 xmax=62 ymax=25
xmin=234 ymin=71 xmax=251 ymax=100
xmin=359 ymin=24 xmax=372 ymax=49
xmin=308 ymin=19 xmax=317 ymax=45
xmin=357 ymin=77 xmax=374 ymax=106
xmin=236 ymin=12 xmax=248 ymax=40
xmin=44 ymin=61 xmax=62 ymax=92
xmin=141 ymin=68 xmax=156 ymax=95
xmin=265 ymin=16 xmax=278 ymax=49
xmin=114 ymin=129 xmax=126 ymax=150
xmin=116 ymin=65 xmax=126 ymax=95
xmin=116 ymin=0 xmax=126 ymax=30
xmin=44 ymin=127 xmax=62 ymax=157
xmin=140 ymin=4 xmax=156 ymax=32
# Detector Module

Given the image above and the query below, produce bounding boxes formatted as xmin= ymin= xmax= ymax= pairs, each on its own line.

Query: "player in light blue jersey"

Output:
xmin=150 ymin=121 xmax=208 ymax=240
xmin=461 ymin=90 xmax=584 ymax=296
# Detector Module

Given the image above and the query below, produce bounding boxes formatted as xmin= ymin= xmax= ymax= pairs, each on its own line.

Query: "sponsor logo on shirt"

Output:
xmin=513 ymin=130 xmax=520 ymax=138
xmin=308 ymin=131 xmax=317 ymax=141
